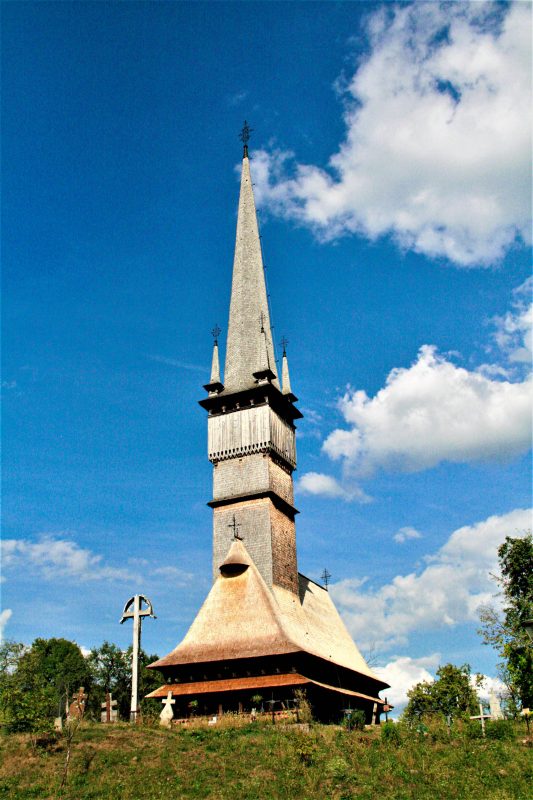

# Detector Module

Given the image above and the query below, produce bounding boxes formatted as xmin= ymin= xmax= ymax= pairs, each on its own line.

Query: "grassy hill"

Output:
xmin=0 ymin=719 xmax=531 ymax=799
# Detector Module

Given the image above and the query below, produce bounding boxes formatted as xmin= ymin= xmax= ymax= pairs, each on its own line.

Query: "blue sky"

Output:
xmin=2 ymin=2 xmax=531 ymax=711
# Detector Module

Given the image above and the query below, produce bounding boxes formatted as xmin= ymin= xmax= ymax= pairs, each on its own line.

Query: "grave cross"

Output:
xmin=470 ymin=702 xmax=492 ymax=737
xmin=160 ymin=691 xmax=176 ymax=728
xmin=120 ymin=594 xmax=156 ymax=723
xmin=68 ymin=686 xmax=88 ymax=720
xmin=101 ymin=692 xmax=118 ymax=723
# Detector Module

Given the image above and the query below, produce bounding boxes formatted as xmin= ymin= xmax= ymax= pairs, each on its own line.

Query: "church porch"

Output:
xmin=146 ymin=672 xmax=384 ymax=724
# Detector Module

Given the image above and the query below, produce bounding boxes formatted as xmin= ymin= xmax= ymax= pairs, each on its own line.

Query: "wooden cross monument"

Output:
xmin=120 ymin=594 xmax=156 ymax=723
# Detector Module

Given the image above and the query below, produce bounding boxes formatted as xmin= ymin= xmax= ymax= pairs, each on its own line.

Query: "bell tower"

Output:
xmin=199 ymin=124 xmax=302 ymax=594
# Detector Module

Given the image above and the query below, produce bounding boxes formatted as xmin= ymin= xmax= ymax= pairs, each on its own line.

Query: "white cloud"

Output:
xmin=375 ymin=655 xmax=506 ymax=713
xmin=491 ymin=277 xmax=532 ymax=366
xmin=322 ymin=345 xmax=532 ymax=476
xmin=151 ymin=565 xmax=194 ymax=584
xmin=331 ymin=508 xmax=532 ymax=653
xmin=1 ymin=536 xmax=136 ymax=583
xmin=475 ymin=674 xmax=507 ymax=704
xmin=253 ymin=3 xmax=531 ymax=266
xmin=375 ymin=654 xmax=439 ymax=709
xmin=147 ymin=354 xmax=205 ymax=373
xmin=297 ymin=471 xmax=371 ymax=503
xmin=394 ymin=526 xmax=423 ymax=544
xmin=0 ymin=609 xmax=13 ymax=641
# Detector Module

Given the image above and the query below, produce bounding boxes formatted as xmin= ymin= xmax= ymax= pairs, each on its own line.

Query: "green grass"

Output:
xmin=0 ymin=720 xmax=531 ymax=800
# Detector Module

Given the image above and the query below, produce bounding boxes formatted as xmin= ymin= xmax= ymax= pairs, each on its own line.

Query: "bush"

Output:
xmin=485 ymin=720 xmax=515 ymax=740
xmin=342 ymin=709 xmax=366 ymax=731
xmin=463 ymin=720 xmax=484 ymax=740
xmin=380 ymin=721 xmax=402 ymax=745
xmin=295 ymin=737 xmax=316 ymax=766
xmin=326 ymin=755 xmax=351 ymax=781
xmin=294 ymin=689 xmax=313 ymax=724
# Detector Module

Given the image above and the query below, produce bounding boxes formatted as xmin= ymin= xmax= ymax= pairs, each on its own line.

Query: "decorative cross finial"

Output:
xmin=239 ymin=120 xmax=253 ymax=157
xmin=211 ymin=324 xmax=221 ymax=345
xmin=280 ymin=337 xmax=289 ymax=356
xmin=228 ymin=515 xmax=243 ymax=540
xmin=321 ymin=568 xmax=331 ymax=590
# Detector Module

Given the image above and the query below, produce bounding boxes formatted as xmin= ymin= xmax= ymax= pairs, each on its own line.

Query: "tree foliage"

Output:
xmin=87 ymin=641 xmax=162 ymax=720
xmin=0 ymin=637 xmax=162 ymax=730
xmin=0 ymin=638 xmax=89 ymax=734
xmin=403 ymin=663 xmax=479 ymax=722
xmin=478 ymin=532 xmax=533 ymax=711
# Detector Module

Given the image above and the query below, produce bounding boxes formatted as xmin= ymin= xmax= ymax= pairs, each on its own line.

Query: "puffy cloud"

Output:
xmin=254 ymin=3 xmax=531 ymax=266
xmin=297 ymin=471 xmax=371 ymax=503
xmin=394 ymin=527 xmax=423 ymax=544
xmin=322 ymin=345 xmax=532 ymax=476
xmin=0 ymin=609 xmax=13 ymax=642
xmin=375 ymin=654 xmax=440 ymax=710
xmin=375 ymin=655 xmax=506 ymax=713
xmin=1 ymin=536 xmax=136 ymax=583
xmin=331 ymin=508 xmax=532 ymax=653
xmin=491 ymin=278 xmax=532 ymax=366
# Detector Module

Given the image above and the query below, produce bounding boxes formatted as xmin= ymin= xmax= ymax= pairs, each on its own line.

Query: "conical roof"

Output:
xmin=150 ymin=539 xmax=385 ymax=686
xmin=222 ymin=156 xmax=279 ymax=394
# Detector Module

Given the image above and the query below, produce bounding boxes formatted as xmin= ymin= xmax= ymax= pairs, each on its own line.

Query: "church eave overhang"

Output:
xmin=198 ymin=383 xmax=303 ymax=421
xmin=207 ymin=490 xmax=299 ymax=517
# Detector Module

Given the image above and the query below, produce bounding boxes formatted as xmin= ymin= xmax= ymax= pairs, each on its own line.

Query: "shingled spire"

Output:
xmin=204 ymin=326 xmax=223 ymax=395
xmin=223 ymin=151 xmax=278 ymax=394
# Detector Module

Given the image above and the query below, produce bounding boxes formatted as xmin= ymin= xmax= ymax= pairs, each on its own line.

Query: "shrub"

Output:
xmin=463 ymin=720 xmax=484 ymax=740
xmin=293 ymin=689 xmax=313 ymax=724
xmin=381 ymin=721 xmax=401 ymax=745
xmin=351 ymin=709 xmax=366 ymax=731
xmin=295 ymin=737 xmax=316 ymax=766
xmin=326 ymin=755 xmax=351 ymax=781
xmin=485 ymin=720 xmax=515 ymax=740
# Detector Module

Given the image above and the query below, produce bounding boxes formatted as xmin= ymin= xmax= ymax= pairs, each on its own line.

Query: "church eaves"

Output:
xmin=222 ymin=155 xmax=279 ymax=394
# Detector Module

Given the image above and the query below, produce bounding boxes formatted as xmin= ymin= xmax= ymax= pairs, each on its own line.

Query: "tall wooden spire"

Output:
xmin=223 ymin=155 xmax=278 ymax=394
xmin=200 ymin=135 xmax=301 ymax=595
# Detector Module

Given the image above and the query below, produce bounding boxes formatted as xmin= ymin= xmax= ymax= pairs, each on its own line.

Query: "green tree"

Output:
xmin=403 ymin=663 xmax=479 ymax=722
xmin=478 ymin=532 xmax=533 ymax=711
xmin=0 ymin=638 xmax=89 ymax=734
xmin=86 ymin=642 xmax=162 ymax=720
xmin=133 ymin=648 xmax=163 ymax=714
xmin=87 ymin=641 xmax=130 ymax=719
xmin=20 ymin=638 xmax=90 ymax=702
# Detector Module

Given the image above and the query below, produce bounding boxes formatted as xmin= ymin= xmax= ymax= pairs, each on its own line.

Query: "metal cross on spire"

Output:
xmin=211 ymin=324 xmax=221 ymax=345
xmin=321 ymin=568 xmax=332 ymax=590
xmin=280 ymin=337 xmax=289 ymax=356
xmin=228 ymin=514 xmax=243 ymax=540
xmin=240 ymin=120 xmax=253 ymax=157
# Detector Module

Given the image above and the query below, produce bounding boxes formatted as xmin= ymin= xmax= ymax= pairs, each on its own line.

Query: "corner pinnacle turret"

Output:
xmin=204 ymin=325 xmax=223 ymax=395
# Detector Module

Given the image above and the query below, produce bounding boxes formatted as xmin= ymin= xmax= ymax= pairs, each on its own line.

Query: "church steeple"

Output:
xmin=201 ymin=126 xmax=301 ymax=596
xmin=223 ymin=141 xmax=278 ymax=394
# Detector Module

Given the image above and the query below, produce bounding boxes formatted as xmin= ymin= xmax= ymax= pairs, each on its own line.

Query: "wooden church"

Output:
xmin=147 ymin=128 xmax=389 ymax=722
